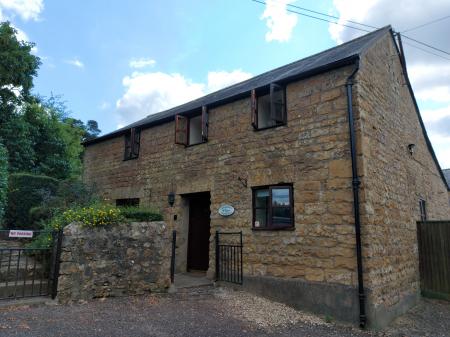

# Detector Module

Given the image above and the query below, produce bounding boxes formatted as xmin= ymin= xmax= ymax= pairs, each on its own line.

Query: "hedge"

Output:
xmin=5 ymin=173 xmax=59 ymax=229
xmin=0 ymin=143 xmax=8 ymax=226
xmin=119 ymin=206 xmax=163 ymax=222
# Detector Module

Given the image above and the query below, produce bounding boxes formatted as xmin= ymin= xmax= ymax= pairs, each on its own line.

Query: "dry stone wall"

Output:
xmin=57 ymin=221 xmax=171 ymax=303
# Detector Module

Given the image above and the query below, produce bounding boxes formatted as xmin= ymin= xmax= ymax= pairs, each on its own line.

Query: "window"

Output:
xmin=419 ymin=199 xmax=427 ymax=221
xmin=116 ymin=198 xmax=140 ymax=207
xmin=124 ymin=127 xmax=140 ymax=160
xmin=252 ymin=185 xmax=294 ymax=230
xmin=251 ymin=83 xmax=286 ymax=130
xmin=175 ymin=106 xmax=208 ymax=146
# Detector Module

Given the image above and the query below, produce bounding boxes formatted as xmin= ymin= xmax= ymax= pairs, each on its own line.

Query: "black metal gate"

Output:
xmin=215 ymin=231 xmax=243 ymax=284
xmin=0 ymin=229 xmax=63 ymax=300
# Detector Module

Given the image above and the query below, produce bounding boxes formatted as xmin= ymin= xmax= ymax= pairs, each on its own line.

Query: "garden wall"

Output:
xmin=57 ymin=221 xmax=171 ymax=303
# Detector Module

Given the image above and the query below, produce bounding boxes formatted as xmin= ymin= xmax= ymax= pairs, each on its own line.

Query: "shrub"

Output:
xmin=5 ymin=173 xmax=59 ymax=229
xmin=0 ymin=143 xmax=7 ymax=226
xmin=119 ymin=206 xmax=163 ymax=222
xmin=52 ymin=204 xmax=124 ymax=229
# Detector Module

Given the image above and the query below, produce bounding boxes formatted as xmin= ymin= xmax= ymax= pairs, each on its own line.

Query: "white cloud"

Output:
xmin=329 ymin=0 xmax=450 ymax=169
xmin=129 ymin=58 xmax=156 ymax=69
xmin=115 ymin=69 xmax=253 ymax=127
xmin=99 ymin=101 xmax=111 ymax=110
xmin=261 ymin=0 xmax=298 ymax=42
xmin=65 ymin=58 xmax=84 ymax=69
xmin=0 ymin=0 xmax=43 ymax=21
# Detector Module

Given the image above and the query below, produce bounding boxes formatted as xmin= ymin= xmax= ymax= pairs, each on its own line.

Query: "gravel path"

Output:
xmin=0 ymin=287 xmax=448 ymax=337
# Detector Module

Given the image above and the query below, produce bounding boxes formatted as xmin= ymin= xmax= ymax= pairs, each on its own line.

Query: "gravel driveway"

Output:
xmin=0 ymin=287 xmax=448 ymax=337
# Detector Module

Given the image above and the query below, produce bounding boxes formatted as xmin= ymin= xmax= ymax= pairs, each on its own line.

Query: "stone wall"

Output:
xmin=57 ymin=221 xmax=171 ymax=303
xmin=357 ymin=34 xmax=450 ymax=327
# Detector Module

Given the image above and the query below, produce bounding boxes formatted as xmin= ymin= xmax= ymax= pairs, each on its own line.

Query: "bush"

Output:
xmin=52 ymin=204 xmax=125 ymax=229
xmin=119 ymin=206 xmax=163 ymax=222
xmin=5 ymin=173 xmax=59 ymax=229
xmin=0 ymin=144 xmax=7 ymax=226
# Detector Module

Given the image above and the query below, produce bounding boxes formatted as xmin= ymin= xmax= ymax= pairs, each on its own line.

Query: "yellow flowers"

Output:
xmin=60 ymin=204 xmax=124 ymax=228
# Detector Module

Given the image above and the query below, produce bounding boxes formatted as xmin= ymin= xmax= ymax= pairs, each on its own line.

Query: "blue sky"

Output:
xmin=1 ymin=0 xmax=449 ymax=168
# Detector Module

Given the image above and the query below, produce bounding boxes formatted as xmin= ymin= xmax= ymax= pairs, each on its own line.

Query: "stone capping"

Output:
xmin=57 ymin=221 xmax=171 ymax=303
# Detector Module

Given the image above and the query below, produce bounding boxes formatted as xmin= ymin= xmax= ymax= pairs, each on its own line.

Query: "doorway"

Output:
xmin=187 ymin=192 xmax=211 ymax=271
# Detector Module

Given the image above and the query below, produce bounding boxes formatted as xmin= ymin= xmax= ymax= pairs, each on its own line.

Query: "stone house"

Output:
xmin=82 ymin=26 xmax=450 ymax=328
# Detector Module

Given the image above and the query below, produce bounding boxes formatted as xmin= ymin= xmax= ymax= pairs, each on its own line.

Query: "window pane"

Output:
xmin=255 ymin=209 xmax=268 ymax=228
xmin=189 ymin=115 xmax=203 ymax=145
xmin=257 ymin=93 xmax=273 ymax=129
xmin=272 ymin=207 xmax=292 ymax=227
xmin=272 ymin=188 xmax=290 ymax=206
xmin=255 ymin=189 xmax=269 ymax=208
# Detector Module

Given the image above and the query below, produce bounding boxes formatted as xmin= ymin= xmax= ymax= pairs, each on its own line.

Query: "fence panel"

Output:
xmin=417 ymin=221 xmax=450 ymax=300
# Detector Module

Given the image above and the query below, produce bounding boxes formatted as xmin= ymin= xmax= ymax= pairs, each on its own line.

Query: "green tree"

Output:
xmin=0 ymin=22 xmax=40 ymax=105
xmin=0 ymin=143 xmax=8 ymax=225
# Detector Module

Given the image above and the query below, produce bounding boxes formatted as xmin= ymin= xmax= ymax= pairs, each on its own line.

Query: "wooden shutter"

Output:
xmin=270 ymin=83 xmax=286 ymax=124
xmin=124 ymin=131 xmax=132 ymax=159
xmin=201 ymin=105 xmax=208 ymax=142
xmin=132 ymin=128 xmax=140 ymax=158
xmin=251 ymin=89 xmax=258 ymax=129
xmin=175 ymin=115 xmax=188 ymax=145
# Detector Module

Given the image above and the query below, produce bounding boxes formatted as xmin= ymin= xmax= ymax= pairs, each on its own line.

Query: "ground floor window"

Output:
xmin=116 ymin=198 xmax=140 ymax=207
xmin=252 ymin=185 xmax=294 ymax=230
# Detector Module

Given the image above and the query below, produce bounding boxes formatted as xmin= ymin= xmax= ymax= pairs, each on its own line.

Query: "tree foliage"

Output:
xmin=0 ymin=22 xmax=40 ymax=105
xmin=0 ymin=143 xmax=8 ymax=225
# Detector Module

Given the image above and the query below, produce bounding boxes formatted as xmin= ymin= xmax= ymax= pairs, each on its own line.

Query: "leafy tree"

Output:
xmin=85 ymin=120 xmax=101 ymax=140
xmin=0 ymin=21 xmax=40 ymax=105
xmin=0 ymin=143 xmax=8 ymax=225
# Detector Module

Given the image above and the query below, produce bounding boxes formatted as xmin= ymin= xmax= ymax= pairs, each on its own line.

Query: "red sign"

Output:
xmin=9 ymin=230 xmax=33 ymax=238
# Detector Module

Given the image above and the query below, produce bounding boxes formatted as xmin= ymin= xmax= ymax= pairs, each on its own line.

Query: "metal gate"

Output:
xmin=215 ymin=231 xmax=243 ymax=284
xmin=0 ymin=229 xmax=63 ymax=300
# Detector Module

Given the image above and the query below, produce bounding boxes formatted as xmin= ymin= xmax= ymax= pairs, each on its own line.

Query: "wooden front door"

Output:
xmin=187 ymin=193 xmax=211 ymax=271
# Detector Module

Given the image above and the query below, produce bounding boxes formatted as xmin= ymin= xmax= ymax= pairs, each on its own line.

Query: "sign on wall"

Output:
xmin=9 ymin=230 xmax=33 ymax=238
xmin=218 ymin=204 xmax=235 ymax=217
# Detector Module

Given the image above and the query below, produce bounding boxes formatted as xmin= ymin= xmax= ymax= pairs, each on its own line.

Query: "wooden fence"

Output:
xmin=417 ymin=221 xmax=450 ymax=300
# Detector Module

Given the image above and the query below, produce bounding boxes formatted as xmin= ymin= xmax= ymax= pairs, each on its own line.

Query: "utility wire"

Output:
xmin=285 ymin=2 xmax=379 ymax=30
xmin=402 ymin=15 xmax=450 ymax=33
xmin=401 ymin=34 xmax=450 ymax=56
xmin=251 ymin=0 xmax=372 ymax=33
xmin=403 ymin=41 xmax=450 ymax=61
xmin=251 ymin=0 xmax=450 ymax=59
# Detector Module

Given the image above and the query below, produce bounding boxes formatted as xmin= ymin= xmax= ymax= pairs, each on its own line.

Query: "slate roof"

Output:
xmin=85 ymin=25 xmax=392 ymax=146
xmin=443 ymin=169 xmax=450 ymax=187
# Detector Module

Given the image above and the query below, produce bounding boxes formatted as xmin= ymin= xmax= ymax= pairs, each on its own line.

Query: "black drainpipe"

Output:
xmin=345 ymin=58 xmax=366 ymax=329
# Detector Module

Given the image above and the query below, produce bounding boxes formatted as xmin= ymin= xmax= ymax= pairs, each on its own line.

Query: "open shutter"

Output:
xmin=132 ymin=128 xmax=140 ymax=158
xmin=270 ymin=83 xmax=286 ymax=124
xmin=201 ymin=105 xmax=208 ymax=142
xmin=251 ymin=89 xmax=258 ymax=129
xmin=124 ymin=131 xmax=132 ymax=159
xmin=175 ymin=115 xmax=188 ymax=145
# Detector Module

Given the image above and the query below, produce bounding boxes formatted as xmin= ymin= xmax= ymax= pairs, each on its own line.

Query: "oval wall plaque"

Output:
xmin=218 ymin=204 xmax=235 ymax=217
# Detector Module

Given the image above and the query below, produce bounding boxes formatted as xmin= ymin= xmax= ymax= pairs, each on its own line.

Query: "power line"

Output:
xmin=402 ymin=15 xmax=450 ymax=33
xmin=403 ymin=41 xmax=450 ymax=61
xmin=251 ymin=0 xmax=450 ymax=59
xmin=402 ymin=34 xmax=450 ymax=56
xmin=285 ymin=2 xmax=378 ymax=30
xmin=250 ymin=0 xmax=372 ymax=33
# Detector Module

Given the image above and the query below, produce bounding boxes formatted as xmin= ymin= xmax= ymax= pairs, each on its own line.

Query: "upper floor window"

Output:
xmin=251 ymin=83 xmax=286 ymax=130
xmin=252 ymin=185 xmax=294 ymax=230
xmin=419 ymin=198 xmax=427 ymax=221
xmin=175 ymin=106 xmax=208 ymax=146
xmin=124 ymin=127 xmax=140 ymax=160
